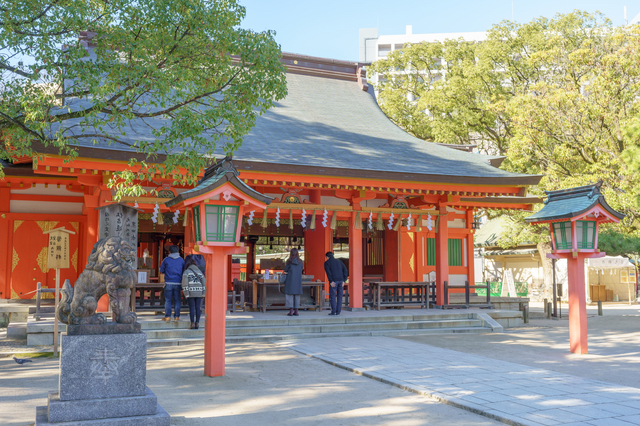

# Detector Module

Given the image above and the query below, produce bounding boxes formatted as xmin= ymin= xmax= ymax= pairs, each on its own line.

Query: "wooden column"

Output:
xmin=466 ymin=209 xmax=475 ymax=289
xmin=204 ymin=246 xmax=228 ymax=377
xmin=435 ymin=205 xmax=449 ymax=306
xmin=566 ymin=253 xmax=589 ymax=354
xmin=349 ymin=211 xmax=363 ymax=308
xmin=304 ymin=190 xmax=331 ymax=285
xmin=0 ymin=187 xmax=10 ymax=299
xmin=246 ymin=241 xmax=256 ymax=277
xmin=383 ymin=229 xmax=400 ymax=282
xmin=304 ymin=227 xmax=332 ymax=285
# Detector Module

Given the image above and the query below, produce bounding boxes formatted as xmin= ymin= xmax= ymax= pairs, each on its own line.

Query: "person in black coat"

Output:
xmin=324 ymin=251 xmax=348 ymax=316
xmin=284 ymin=248 xmax=303 ymax=316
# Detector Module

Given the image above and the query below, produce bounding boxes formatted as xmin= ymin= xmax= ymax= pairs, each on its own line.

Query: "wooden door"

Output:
xmin=11 ymin=220 xmax=80 ymax=299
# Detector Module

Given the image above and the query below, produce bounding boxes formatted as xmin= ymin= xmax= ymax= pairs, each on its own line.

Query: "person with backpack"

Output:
xmin=324 ymin=251 xmax=348 ymax=316
xmin=182 ymin=255 xmax=206 ymax=329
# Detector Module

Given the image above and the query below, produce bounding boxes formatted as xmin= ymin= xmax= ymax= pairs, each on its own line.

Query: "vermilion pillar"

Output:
xmin=349 ymin=212 xmax=363 ymax=308
xmin=304 ymin=227 xmax=332 ymax=285
xmin=435 ymin=206 xmax=449 ymax=306
xmin=304 ymin=190 xmax=332 ymax=286
xmin=566 ymin=254 xmax=588 ymax=354
xmin=466 ymin=210 xmax=475 ymax=289
xmin=0 ymin=188 xmax=10 ymax=299
xmin=204 ymin=247 xmax=228 ymax=377
xmin=383 ymin=229 xmax=399 ymax=282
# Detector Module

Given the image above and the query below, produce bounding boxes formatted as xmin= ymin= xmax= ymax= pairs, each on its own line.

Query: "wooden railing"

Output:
xmin=370 ymin=281 xmax=436 ymax=310
xmin=443 ymin=280 xmax=491 ymax=309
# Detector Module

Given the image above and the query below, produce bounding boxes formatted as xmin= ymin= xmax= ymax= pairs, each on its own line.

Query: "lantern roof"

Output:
xmin=164 ymin=157 xmax=273 ymax=208
xmin=525 ymin=181 xmax=624 ymax=224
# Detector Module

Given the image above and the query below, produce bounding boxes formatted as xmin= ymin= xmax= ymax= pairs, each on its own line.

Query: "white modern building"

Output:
xmin=359 ymin=25 xmax=486 ymax=63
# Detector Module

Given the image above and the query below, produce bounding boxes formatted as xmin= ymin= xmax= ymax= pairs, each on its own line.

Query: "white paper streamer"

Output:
xmin=151 ymin=203 xmax=159 ymax=224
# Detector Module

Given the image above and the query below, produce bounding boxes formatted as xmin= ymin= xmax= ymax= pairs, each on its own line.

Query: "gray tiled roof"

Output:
xmin=165 ymin=160 xmax=273 ymax=207
xmin=525 ymin=182 xmax=625 ymax=223
xmin=52 ymin=72 xmax=541 ymax=184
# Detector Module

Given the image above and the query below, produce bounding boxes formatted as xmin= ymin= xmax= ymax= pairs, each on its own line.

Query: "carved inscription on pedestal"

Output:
xmin=90 ymin=347 xmax=122 ymax=385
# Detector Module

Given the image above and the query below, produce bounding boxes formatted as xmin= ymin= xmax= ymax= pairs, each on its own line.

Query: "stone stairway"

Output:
xmin=21 ymin=309 xmax=519 ymax=347
xmin=143 ymin=312 xmax=495 ymax=347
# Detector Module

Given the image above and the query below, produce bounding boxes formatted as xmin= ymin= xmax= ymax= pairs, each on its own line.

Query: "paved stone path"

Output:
xmin=283 ymin=336 xmax=640 ymax=426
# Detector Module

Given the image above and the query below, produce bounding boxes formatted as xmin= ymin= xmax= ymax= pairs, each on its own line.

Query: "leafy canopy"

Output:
xmin=369 ymin=11 xmax=640 ymax=238
xmin=0 ymin=0 xmax=287 ymax=196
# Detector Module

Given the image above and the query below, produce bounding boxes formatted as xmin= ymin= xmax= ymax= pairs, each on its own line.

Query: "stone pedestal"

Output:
xmin=35 ymin=331 xmax=170 ymax=425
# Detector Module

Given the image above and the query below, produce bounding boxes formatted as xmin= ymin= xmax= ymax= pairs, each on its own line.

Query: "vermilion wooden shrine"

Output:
xmin=0 ymin=53 xmax=542 ymax=376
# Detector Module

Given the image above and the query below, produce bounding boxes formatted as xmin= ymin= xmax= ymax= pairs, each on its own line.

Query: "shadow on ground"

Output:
xmin=0 ymin=341 xmax=501 ymax=426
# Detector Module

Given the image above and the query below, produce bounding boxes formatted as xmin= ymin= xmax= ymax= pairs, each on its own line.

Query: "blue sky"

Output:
xmin=240 ymin=1 xmax=638 ymax=61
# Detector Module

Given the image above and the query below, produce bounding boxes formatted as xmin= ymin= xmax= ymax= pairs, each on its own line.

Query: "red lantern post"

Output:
xmin=526 ymin=182 xmax=624 ymax=354
xmin=165 ymin=159 xmax=273 ymax=376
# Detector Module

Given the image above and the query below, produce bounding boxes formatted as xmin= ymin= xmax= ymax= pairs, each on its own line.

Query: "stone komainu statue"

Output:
xmin=57 ymin=236 xmax=137 ymax=325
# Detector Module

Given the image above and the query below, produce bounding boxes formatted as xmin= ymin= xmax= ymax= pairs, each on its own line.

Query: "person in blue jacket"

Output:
xmin=324 ymin=251 xmax=348 ymax=316
xmin=160 ymin=245 xmax=185 ymax=321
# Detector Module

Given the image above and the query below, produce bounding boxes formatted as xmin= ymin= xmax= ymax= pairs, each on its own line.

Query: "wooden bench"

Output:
xmin=443 ymin=280 xmax=492 ymax=309
xmin=132 ymin=283 xmax=246 ymax=313
xmin=251 ymin=281 xmax=325 ymax=313
xmin=132 ymin=283 xmax=182 ymax=312
xmin=370 ymin=282 xmax=435 ymax=310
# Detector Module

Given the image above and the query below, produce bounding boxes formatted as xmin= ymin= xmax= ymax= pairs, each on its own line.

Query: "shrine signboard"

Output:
xmin=43 ymin=226 xmax=76 ymax=356
xmin=46 ymin=228 xmax=73 ymax=269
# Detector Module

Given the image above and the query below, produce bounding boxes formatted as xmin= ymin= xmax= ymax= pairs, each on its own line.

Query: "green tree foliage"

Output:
xmin=369 ymin=11 xmax=640 ymax=234
xmin=598 ymin=229 xmax=640 ymax=258
xmin=0 ymin=0 xmax=287 ymax=196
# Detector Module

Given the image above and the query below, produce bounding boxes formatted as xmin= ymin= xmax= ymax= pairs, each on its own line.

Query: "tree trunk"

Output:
xmin=537 ymin=241 xmax=554 ymax=301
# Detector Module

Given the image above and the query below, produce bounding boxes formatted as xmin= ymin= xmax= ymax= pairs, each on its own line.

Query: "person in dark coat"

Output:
xmin=324 ymin=251 xmax=348 ymax=316
xmin=284 ymin=248 xmax=303 ymax=316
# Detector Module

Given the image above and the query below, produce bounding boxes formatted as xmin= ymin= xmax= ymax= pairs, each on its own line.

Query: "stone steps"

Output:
xmin=140 ymin=312 xmax=477 ymax=330
xmin=143 ymin=318 xmax=484 ymax=340
xmin=23 ymin=310 xmax=521 ymax=347
xmin=147 ymin=326 xmax=493 ymax=347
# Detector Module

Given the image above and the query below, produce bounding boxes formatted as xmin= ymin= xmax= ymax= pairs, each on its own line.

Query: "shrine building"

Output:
xmin=0 ymin=53 xmax=542 ymax=307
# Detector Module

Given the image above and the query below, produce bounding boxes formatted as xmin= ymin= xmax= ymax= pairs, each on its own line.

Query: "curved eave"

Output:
xmin=235 ymin=161 xmax=543 ymax=186
xmin=165 ymin=172 xmax=273 ymax=208
xmin=525 ymin=196 xmax=625 ymax=224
